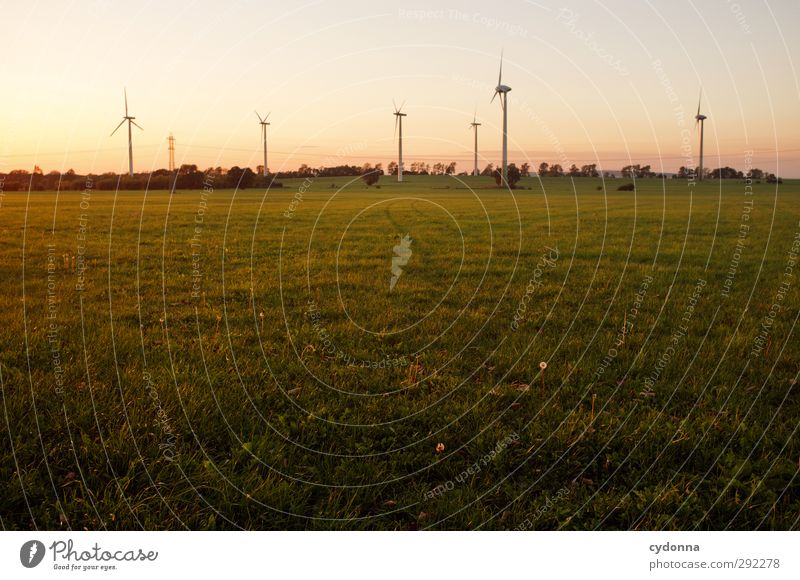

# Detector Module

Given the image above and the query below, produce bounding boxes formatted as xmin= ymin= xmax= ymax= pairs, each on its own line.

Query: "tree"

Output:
xmin=548 ymin=164 xmax=563 ymax=177
xmin=709 ymin=166 xmax=742 ymax=179
xmin=387 ymin=161 xmax=398 ymax=176
xmin=361 ymin=169 xmax=380 ymax=187
xmin=445 ymin=162 xmax=457 ymax=175
xmin=580 ymin=164 xmax=599 ymax=177
xmin=227 ymin=166 xmax=255 ymax=189
xmin=494 ymin=164 xmax=521 ymax=188
xmin=568 ymin=164 xmax=580 ymax=177
xmin=520 ymin=162 xmax=530 ymax=177
xmin=538 ymin=162 xmax=549 ymax=177
xmin=481 ymin=163 xmax=494 ymax=176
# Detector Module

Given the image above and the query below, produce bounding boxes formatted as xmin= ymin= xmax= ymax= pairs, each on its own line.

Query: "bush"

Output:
xmin=617 ymin=183 xmax=635 ymax=191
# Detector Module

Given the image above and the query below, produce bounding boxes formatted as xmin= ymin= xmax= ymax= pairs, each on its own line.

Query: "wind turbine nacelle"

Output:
xmin=496 ymin=85 xmax=512 ymax=93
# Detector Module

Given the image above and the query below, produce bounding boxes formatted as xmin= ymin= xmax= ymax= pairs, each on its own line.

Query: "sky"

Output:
xmin=1 ymin=0 xmax=799 ymax=176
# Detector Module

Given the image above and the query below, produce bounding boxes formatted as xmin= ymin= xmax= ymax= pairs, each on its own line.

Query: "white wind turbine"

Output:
xmin=695 ymin=90 xmax=707 ymax=182
xmin=110 ymin=88 xmax=142 ymax=177
xmin=470 ymin=110 xmax=481 ymax=176
xmin=255 ymin=111 xmax=271 ymax=176
xmin=393 ymin=100 xmax=407 ymax=182
xmin=491 ymin=51 xmax=511 ymax=185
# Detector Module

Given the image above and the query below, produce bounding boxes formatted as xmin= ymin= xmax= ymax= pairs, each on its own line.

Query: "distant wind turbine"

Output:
xmin=695 ymin=90 xmax=707 ymax=182
xmin=110 ymin=88 xmax=142 ymax=177
xmin=491 ymin=51 xmax=511 ymax=186
xmin=393 ymin=100 xmax=407 ymax=182
xmin=470 ymin=110 xmax=481 ymax=176
xmin=255 ymin=111 xmax=271 ymax=176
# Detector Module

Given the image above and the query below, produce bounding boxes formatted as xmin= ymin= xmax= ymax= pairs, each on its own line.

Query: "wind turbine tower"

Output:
xmin=491 ymin=51 xmax=512 ymax=186
xmin=393 ymin=100 xmax=407 ymax=182
xmin=470 ymin=112 xmax=481 ymax=176
xmin=255 ymin=111 xmax=271 ymax=176
xmin=110 ymin=88 xmax=142 ymax=177
xmin=695 ymin=90 xmax=707 ymax=181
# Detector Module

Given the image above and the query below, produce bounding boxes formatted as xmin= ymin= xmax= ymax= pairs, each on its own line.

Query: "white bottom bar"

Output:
xmin=1 ymin=531 xmax=797 ymax=579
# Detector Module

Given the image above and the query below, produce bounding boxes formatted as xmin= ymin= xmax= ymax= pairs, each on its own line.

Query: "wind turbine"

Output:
xmin=110 ymin=88 xmax=142 ymax=177
xmin=491 ymin=51 xmax=511 ymax=186
xmin=469 ymin=110 xmax=481 ymax=176
xmin=393 ymin=100 xmax=407 ymax=182
xmin=255 ymin=111 xmax=271 ymax=176
xmin=695 ymin=90 xmax=707 ymax=182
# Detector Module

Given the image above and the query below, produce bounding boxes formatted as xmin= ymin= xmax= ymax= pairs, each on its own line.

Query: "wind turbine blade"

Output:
xmin=255 ymin=110 xmax=263 ymax=123
xmin=399 ymin=100 xmax=406 ymax=113
xmin=264 ymin=112 xmax=271 ymax=122
xmin=124 ymin=88 xmax=128 ymax=116
xmin=110 ymin=119 xmax=126 ymax=136
xmin=490 ymin=90 xmax=498 ymax=104
xmin=393 ymin=98 xmax=398 ymax=113
xmin=498 ymin=49 xmax=503 ymax=86
xmin=697 ymin=89 xmax=702 ymax=117
xmin=131 ymin=120 xmax=143 ymax=131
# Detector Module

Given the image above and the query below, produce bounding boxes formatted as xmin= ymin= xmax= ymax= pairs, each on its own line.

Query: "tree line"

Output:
xmin=0 ymin=161 xmax=782 ymax=191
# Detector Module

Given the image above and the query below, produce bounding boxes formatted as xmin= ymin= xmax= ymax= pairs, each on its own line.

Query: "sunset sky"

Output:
xmin=1 ymin=0 xmax=799 ymax=176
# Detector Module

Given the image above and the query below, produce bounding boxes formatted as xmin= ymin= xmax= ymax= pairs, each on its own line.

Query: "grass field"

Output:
xmin=0 ymin=175 xmax=798 ymax=530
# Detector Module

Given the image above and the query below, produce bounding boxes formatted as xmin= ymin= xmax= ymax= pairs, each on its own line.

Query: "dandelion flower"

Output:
xmin=436 ymin=442 xmax=445 ymax=454
xmin=539 ymin=361 xmax=548 ymax=370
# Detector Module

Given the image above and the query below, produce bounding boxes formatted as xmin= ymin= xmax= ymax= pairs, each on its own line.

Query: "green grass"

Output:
xmin=0 ymin=175 xmax=798 ymax=530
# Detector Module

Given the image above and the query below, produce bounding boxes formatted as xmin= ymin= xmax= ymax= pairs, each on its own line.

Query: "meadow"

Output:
xmin=0 ymin=174 xmax=798 ymax=530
